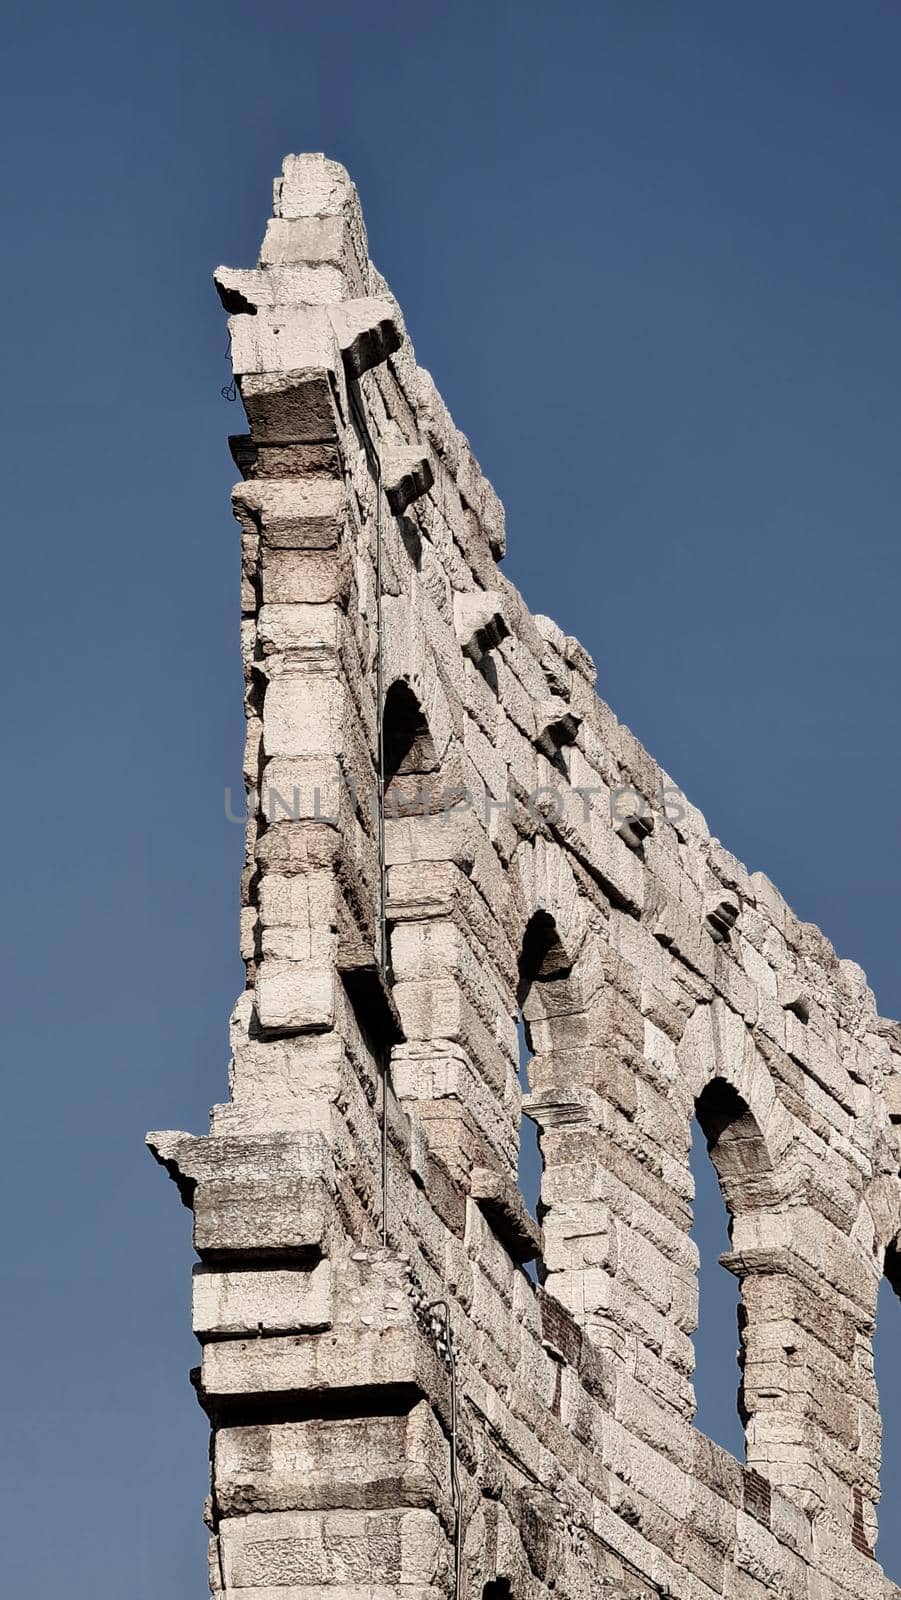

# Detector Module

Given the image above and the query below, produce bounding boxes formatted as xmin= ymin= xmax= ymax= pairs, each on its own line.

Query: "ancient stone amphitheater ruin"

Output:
xmin=148 ymin=154 xmax=901 ymax=1600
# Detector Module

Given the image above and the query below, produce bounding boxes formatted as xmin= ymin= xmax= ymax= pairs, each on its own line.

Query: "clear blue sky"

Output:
xmin=2 ymin=1 xmax=900 ymax=1590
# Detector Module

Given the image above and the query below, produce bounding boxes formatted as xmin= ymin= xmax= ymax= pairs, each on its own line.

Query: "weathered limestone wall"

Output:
xmin=149 ymin=154 xmax=901 ymax=1600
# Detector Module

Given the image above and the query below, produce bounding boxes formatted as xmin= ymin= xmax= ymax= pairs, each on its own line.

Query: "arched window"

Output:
xmin=337 ymin=676 xmax=442 ymax=1046
xmin=382 ymin=678 xmax=439 ymax=816
xmin=515 ymin=910 xmax=576 ymax=1276
xmin=382 ymin=679 xmax=487 ymax=1193
xmin=689 ymin=1107 xmax=743 ymax=1457
xmin=690 ymin=1078 xmax=774 ymax=1458
xmin=517 ymin=913 xmax=569 ymax=1216
xmin=516 ymin=1012 xmax=540 ymax=1226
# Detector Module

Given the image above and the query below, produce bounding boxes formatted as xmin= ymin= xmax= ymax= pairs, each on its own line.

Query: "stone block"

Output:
xmin=470 ymin=1165 xmax=542 ymax=1264
xmin=199 ymin=1324 xmax=447 ymax=1423
xmin=453 ymin=589 xmax=509 ymax=660
xmin=193 ymin=1260 xmax=331 ymax=1337
xmin=382 ymin=445 xmax=434 ymax=515
xmin=193 ymin=1176 xmax=337 ymax=1260
xmin=213 ymin=1402 xmax=451 ymax=1520
xmin=218 ymin=1507 xmax=448 ymax=1590
xmin=254 ymin=960 xmax=337 ymax=1033
xmin=232 ymin=479 xmax=348 ymax=550
xmin=329 ymin=295 xmax=404 ymax=378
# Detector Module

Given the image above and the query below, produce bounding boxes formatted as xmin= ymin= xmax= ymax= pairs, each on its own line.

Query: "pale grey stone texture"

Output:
xmin=150 ymin=154 xmax=901 ymax=1600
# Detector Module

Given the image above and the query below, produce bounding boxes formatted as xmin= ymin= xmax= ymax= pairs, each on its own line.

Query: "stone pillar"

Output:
xmin=726 ymin=1212 xmax=881 ymax=1544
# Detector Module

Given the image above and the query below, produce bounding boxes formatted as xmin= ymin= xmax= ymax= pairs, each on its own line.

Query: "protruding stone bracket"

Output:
xmin=719 ymin=1240 xmax=807 ymax=1282
xmin=705 ymin=896 xmax=740 ymax=943
xmin=778 ymin=982 xmax=810 ymax=1024
xmin=146 ymin=1130 xmax=198 ymax=1208
xmin=523 ymin=1087 xmax=593 ymax=1132
xmin=884 ymin=1079 xmax=901 ymax=1126
xmin=231 ymin=477 xmax=348 ymax=550
xmin=197 ymin=1319 xmax=454 ymax=1437
xmin=338 ymin=953 xmax=405 ymax=1048
xmin=214 ymin=267 xmax=402 ymax=380
xmin=453 ymin=590 xmax=509 ymax=663
xmin=535 ymin=697 xmax=581 ymax=762
xmin=329 ymin=296 xmax=403 ymax=379
xmin=616 ymin=813 xmax=655 ymax=851
xmin=216 ymin=294 xmax=403 ymax=442
xmin=214 ymin=267 xmax=261 ymax=316
xmin=470 ymin=1165 xmax=542 ymax=1264
xmin=146 ymin=1130 xmax=339 ymax=1262
xmin=382 ymin=446 xmax=434 ymax=515
xmin=146 ymin=1129 xmax=336 ymax=1206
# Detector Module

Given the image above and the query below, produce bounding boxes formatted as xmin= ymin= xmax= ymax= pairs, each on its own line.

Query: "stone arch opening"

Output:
xmin=690 ymin=1084 xmax=745 ymax=1457
xmin=515 ymin=1010 xmax=539 ymax=1226
xmin=517 ymin=910 xmax=573 ymax=1007
xmin=691 ymin=1076 xmax=781 ymax=1462
xmin=515 ymin=911 xmax=573 ymax=1230
xmin=513 ymin=905 xmax=589 ymax=1289
xmin=383 ymin=681 xmax=518 ymax=1200
xmin=382 ymin=677 xmax=439 ymax=816
xmin=695 ymin=1077 xmax=775 ymax=1218
xmin=338 ymin=676 xmax=441 ymax=1035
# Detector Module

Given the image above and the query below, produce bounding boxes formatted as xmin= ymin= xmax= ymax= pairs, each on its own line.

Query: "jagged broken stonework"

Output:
xmin=149 ymin=155 xmax=901 ymax=1600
